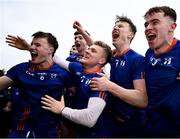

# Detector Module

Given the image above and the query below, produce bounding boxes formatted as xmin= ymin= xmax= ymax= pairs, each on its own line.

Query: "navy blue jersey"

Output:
xmin=145 ymin=38 xmax=180 ymax=108
xmin=69 ymin=62 xmax=111 ymax=138
xmin=6 ymin=62 xmax=72 ymax=137
xmin=110 ymin=49 xmax=145 ymax=125
xmin=65 ymin=54 xmax=82 ymax=108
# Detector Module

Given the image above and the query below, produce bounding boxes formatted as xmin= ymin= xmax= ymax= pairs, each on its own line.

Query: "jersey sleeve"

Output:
xmin=68 ymin=62 xmax=83 ymax=75
xmin=5 ymin=64 xmax=19 ymax=81
xmin=62 ymin=69 xmax=75 ymax=88
xmin=132 ymin=56 xmax=145 ymax=80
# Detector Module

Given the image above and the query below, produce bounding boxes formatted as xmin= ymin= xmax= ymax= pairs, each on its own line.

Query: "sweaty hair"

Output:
xmin=94 ymin=41 xmax=112 ymax=66
xmin=115 ymin=15 xmax=137 ymax=42
xmin=144 ymin=6 xmax=176 ymax=22
xmin=32 ymin=31 xmax=58 ymax=57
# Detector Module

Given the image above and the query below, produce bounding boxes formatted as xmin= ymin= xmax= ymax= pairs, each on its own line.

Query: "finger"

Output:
xmin=91 ymin=78 xmax=99 ymax=82
xmin=44 ymin=95 xmax=56 ymax=101
xmin=41 ymin=97 xmax=54 ymax=104
xmin=41 ymin=100 xmax=52 ymax=107
xmin=60 ymin=95 xmax=65 ymax=107
xmin=61 ymin=95 xmax=64 ymax=102
xmin=76 ymin=21 xmax=81 ymax=27
xmin=5 ymin=37 xmax=16 ymax=42
xmin=8 ymin=44 xmax=16 ymax=47
xmin=6 ymin=40 xmax=15 ymax=44
xmin=7 ymin=35 xmax=17 ymax=39
xmin=73 ymin=22 xmax=77 ymax=28
xmin=89 ymin=81 xmax=97 ymax=86
xmin=91 ymin=87 xmax=98 ymax=91
xmin=42 ymin=106 xmax=52 ymax=111
xmin=17 ymin=36 xmax=24 ymax=40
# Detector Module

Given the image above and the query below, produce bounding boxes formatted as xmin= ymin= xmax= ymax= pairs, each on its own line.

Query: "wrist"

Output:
xmin=60 ymin=106 xmax=65 ymax=114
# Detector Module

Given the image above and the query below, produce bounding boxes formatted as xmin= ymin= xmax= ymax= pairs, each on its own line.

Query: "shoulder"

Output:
xmin=128 ymin=49 xmax=144 ymax=62
xmin=9 ymin=62 xmax=29 ymax=71
xmin=69 ymin=62 xmax=83 ymax=71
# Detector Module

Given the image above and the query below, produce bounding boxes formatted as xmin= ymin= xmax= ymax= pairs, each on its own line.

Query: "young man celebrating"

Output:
xmin=90 ymin=16 xmax=148 ymax=137
xmin=2 ymin=31 xmax=72 ymax=138
xmin=41 ymin=41 xmax=112 ymax=138
xmin=144 ymin=6 xmax=180 ymax=137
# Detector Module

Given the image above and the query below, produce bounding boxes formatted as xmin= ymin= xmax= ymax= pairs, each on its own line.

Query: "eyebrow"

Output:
xmin=144 ymin=18 xmax=160 ymax=26
xmin=90 ymin=48 xmax=97 ymax=52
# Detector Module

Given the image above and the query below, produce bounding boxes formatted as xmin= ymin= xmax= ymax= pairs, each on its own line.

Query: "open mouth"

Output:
xmin=75 ymin=42 xmax=81 ymax=48
xmin=147 ymin=33 xmax=156 ymax=41
xmin=31 ymin=51 xmax=38 ymax=58
xmin=112 ymin=30 xmax=119 ymax=39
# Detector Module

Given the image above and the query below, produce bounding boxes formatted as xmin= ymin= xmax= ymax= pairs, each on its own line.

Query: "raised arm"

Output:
xmin=41 ymin=94 xmax=106 ymax=128
xmin=73 ymin=21 xmax=94 ymax=46
xmin=53 ymin=55 xmax=70 ymax=72
xmin=5 ymin=35 xmax=30 ymax=51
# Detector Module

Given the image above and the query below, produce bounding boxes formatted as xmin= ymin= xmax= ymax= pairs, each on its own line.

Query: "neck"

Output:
xmin=115 ymin=43 xmax=130 ymax=54
xmin=35 ymin=58 xmax=53 ymax=70
xmin=154 ymin=36 xmax=175 ymax=55
xmin=83 ymin=64 xmax=102 ymax=73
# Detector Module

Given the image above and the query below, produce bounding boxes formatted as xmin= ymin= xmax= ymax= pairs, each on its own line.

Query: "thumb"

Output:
xmin=61 ymin=95 xmax=64 ymax=102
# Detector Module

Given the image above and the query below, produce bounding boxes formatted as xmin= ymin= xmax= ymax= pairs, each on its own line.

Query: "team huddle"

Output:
xmin=0 ymin=5 xmax=180 ymax=138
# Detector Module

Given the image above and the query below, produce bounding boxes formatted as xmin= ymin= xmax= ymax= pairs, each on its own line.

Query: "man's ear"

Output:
xmin=99 ymin=57 xmax=106 ymax=65
xmin=170 ymin=22 xmax=177 ymax=32
xmin=128 ymin=32 xmax=134 ymax=40
xmin=49 ymin=47 xmax=54 ymax=55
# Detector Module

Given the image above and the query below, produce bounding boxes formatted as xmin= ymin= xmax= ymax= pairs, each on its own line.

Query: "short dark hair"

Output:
xmin=32 ymin=31 xmax=58 ymax=56
xmin=115 ymin=15 xmax=137 ymax=42
xmin=144 ymin=6 xmax=176 ymax=22
xmin=94 ymin=41 xmax=112 ymax=65
xmin=74 ymin=30 xmax=90 ymax=36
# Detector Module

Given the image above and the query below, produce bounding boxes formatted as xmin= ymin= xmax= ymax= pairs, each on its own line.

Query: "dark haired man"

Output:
xmin=3 ymin=31 xmax=72 ymax=138
xmin=144 ymin=6 xmax=180 ymax=137
xmin=90 ymin=15 xmax=148 ymax=137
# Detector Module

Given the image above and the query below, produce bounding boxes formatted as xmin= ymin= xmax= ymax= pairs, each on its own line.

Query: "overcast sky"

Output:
xmin=0 ymin=0 xmax=179 ymax=70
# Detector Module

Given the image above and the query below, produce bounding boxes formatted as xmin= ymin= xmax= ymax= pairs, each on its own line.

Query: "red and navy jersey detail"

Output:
xmin=6 ymin=62 xmax=72 ymax=135
xmin=145 ymin=38 xmax=180 ymax=108
xmin=69 ymin=62 xmax=111 ymax=137
xmin=110 ymin=49 xmax=146 ymax=124
xmin=69 ymin=62 xmax=108 ymax=108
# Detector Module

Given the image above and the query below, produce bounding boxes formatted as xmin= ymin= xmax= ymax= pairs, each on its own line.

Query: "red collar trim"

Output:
xmin=156 ymin=38 xmax=177 ymax=56
xmin=85 ymin=69 xmax=102 ymax=74
xmin=29 ymin=62 xmax=54 ymax=71
xmin=113 ymin=48 xmax=131 ymax=57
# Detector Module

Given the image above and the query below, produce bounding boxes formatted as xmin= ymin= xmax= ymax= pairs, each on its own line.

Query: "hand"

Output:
xmin=5 ymin=35 xmax=30 ymax=50
xmin=90 ymin=73 xmax=109 ymax=91
xmin=177 ymin=72 xmax=180 ymax=80
xmin=41 ymin=95 xmax=65 ymax=114
xmin=73 ymin=21 xmax=82 ymax=29
xmin=73 ymin=21 xmax=85 ymax=34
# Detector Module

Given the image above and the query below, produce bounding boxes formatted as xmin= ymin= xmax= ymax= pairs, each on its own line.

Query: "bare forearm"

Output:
xmin=107 ymin=81 xmax=147 ymax=108
xmin=81 ymin=31 xmax=93 ymax=46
